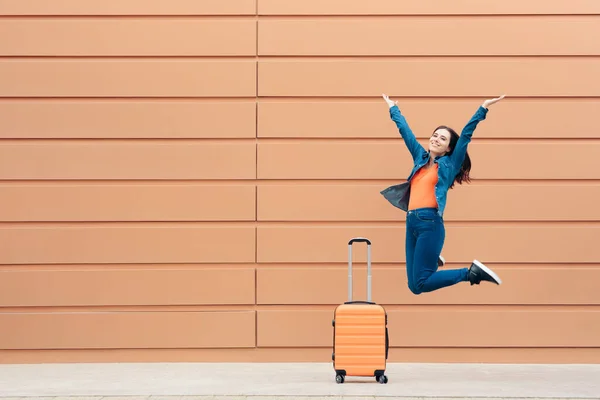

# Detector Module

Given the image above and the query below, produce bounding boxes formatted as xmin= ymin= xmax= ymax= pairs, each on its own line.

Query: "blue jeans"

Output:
xmin=405 ymin=207 xmax=469 ymax=294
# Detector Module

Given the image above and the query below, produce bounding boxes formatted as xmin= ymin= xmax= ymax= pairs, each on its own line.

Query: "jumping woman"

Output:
xmin=380 ymin=93 xmax=505 ymax=295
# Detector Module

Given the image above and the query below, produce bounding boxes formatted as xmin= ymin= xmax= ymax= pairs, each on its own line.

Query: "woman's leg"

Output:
xmin=408 ymin=210 xmax=469 ymax=294
xmin=405 ymin=221 xmax=417 ymax=294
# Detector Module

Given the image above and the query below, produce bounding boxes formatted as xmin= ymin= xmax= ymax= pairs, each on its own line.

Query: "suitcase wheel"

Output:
xmin=376 ymin=374 xmax=388 ymax=384
xmin=335 ymin=374 xmax=345 ymax=384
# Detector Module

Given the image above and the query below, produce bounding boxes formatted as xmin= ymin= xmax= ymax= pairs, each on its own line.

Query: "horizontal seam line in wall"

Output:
xmin=256 ymin=55 xmax=600 ymax=59
xmin=4 ymin=55 xmax=600 ymax=59
xmin=0 ymin=15 xmax=258 ymax=18
xmin=262 ymin=95 xmax=600 ymax=100
xmin=1 ymin=221 xmax=599 ymax=226
xmin=0 ymin=179 xmax=599 ymax=183
xmin=255 ymin=14 xmax=600 ymax=18
xmin=244 ymin=220 xmax=600 ymax=225
xmin=0 ymin=181 xmax=598 ymax=186
xmin=2 ymin=14 xmax=600 ymax=18
xmin=2 ymin=263 xmax=598 ymax=268
xmin=2 ymin=96 xmax=600 ymax=100
xmin=2 ymin=306 xmax=600 ymax=314
xmin=2 ymin=304 xmax=600 ymax=310
xmin=259 ymin=54 xmax=600 ymax=59
xmin=1 ymin=263 xmax=597 ymax=267
xmin=0 ymin=261 xmax=593 ymax=265
xmin=1 ymin=96 xmax=599 ymax=100
xmin=2 ymin=138 xmax=600 ymax=142
xmin=256 ymin=138 xmax=600 ymax=143
xmin=0 ymin=138 xmax=260 ymax=143
xmin=2 ymin=263 xmax=597 ymax=270
xmin=0 ymin=97 xmax=260 ymax=100
xmin=0 ymin=56 xmax=257 ymax=60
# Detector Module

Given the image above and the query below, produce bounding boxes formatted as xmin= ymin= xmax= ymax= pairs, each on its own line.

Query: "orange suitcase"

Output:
xmin=332 ymin=237 xmax=389 ymax=384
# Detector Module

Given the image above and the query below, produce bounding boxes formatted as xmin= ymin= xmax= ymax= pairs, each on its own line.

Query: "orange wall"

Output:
xmin=1 ymin=0 xmax=600 ymax=364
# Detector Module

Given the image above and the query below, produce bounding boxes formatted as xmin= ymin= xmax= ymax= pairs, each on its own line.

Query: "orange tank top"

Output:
xmin=408 ymin=164 xmax=439 ymax=210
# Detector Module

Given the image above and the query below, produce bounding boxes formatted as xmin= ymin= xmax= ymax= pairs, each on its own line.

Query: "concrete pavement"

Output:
xmin=0 ymin=362 xmax=599 ymax=399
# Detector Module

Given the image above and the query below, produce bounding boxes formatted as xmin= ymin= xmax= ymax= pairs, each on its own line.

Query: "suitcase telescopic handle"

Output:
xmin=348 ymin=238 xmax=371 ymax=245
xmin=347 ymin=237 xmax=372 ymax=303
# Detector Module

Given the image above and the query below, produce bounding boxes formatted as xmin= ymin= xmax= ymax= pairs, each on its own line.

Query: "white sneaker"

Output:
xmin=438 ymin=255 xmax=445 ymax=267
xmin=468 ymin=260 xmax=502 ymax=285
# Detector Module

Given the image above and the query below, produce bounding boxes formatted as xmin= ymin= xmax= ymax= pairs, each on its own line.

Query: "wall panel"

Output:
xmin=257 ymin=0 xmax=600 ymax=15
xmin=259 ymin=17 xmax=600 ymax=56
xmin=2 ymin=347 xmax=599 ymax=364
xmin=257 ymin=142 xmax=600 ymax=180
xmin=0 ymin=60 xmax=256 ymax=97
xmin=256 ymin=266 xmax=600 ymax=305
xmin=0 ymin=267 xmax=256 ymax=306
xmin=258 ymin=60 xmax=600 ymax=97
xmin=0 ymin=19 xmax=256 ymax=56
xmin=0 ymin=184 xmax=256 ymax=221
xmin=257 ymin=100 xmax=600 ymax=139
xmin=0 ymin=0 xmax=256 ymax=15
xmin=0 ymin=311 xmax=256 ymax=349
xmin=0 ymin=225 xmax=255 ymax=264
xmin=257 ymin=309 xmax=600 ymax=347
xmin=0 ymin=141 xmax=256 ymax=180
xmin=256 ymin=226 xmax=598 ymax=263
xmin=257 ymin=184 xmax=600 ymax=221
xmin=0 ymin=101 xmax=257 ymax=139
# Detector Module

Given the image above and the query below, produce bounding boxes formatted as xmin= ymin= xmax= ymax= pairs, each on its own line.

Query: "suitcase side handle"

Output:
xmin=347 ymin=237 xmax=372 ymax=303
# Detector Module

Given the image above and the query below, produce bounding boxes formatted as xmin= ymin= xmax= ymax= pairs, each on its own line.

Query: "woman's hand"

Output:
xmin=382 ymin=93 xmax=397 ymax=108
xmin=482 ymin=95 xmax=506 ymax=109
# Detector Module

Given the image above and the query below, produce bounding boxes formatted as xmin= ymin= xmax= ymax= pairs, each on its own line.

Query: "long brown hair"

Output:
xmin=435 ymin=125 xmax=471 ymax=188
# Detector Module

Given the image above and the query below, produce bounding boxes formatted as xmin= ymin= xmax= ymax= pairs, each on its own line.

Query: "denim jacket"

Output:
xmin=380 ymin=104 xmax=488 ymax=217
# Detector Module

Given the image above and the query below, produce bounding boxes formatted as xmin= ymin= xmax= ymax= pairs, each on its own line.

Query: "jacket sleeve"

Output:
xmin=389 ymin=105 xmax=424 ymax=162
xmin=450 ymin=106 xmax=488 ymax=173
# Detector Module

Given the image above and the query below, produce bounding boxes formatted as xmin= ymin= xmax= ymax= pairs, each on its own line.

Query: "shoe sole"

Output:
xmin=473 ymin=259 xmax=502 ymax=285
xmin=438 ymin=255 xmax=445 ymax=267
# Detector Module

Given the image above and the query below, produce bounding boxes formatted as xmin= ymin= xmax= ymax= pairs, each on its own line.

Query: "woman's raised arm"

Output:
xmin=383 ymin=93 xmax=425 ymax=162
